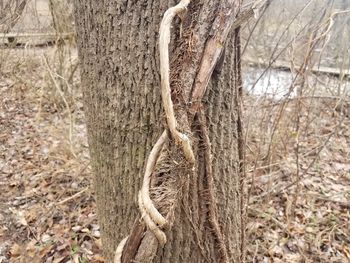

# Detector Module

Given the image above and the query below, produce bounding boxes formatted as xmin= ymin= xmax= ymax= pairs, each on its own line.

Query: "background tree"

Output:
xmin=73 ymin=0 xmax=263 ymax=262
xmin=0 ymin=0 xmax=26 ymax=33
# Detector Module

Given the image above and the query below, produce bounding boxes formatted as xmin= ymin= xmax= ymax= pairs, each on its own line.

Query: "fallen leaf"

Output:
xmin=10 ymin=243 xmax=21 ymax=257
xmin=93 ymin=254 xmax=104 ymax=262
xmin=53 ymin=256 xmax=66 ymax=263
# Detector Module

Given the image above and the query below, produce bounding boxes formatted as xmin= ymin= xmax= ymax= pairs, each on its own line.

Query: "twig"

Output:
xmin=249 ymin=207 xmax=290 ymax=234
xmin=308 ymin=194 xmax=350 ymax=209
xmin=57 ymin=187 xmax=88 ymax=205
xmin=42 ymin=55 xmax=77 ymax=159
xmin=251 ymin=117 xmax=346 ymax=203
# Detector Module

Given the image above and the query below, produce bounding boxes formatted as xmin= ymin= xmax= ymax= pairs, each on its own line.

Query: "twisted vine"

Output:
xmin=113 ymin=1 xmax=267 ymax=262
xmin=159 ymin=0 xmax=195 ymax=165
xmin=114 ymin=1 xmax=194 ymax=262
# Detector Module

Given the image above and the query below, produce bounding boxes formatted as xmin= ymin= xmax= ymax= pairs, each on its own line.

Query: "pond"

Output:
xmin=243 ymin=65 xmax=350 ymax=100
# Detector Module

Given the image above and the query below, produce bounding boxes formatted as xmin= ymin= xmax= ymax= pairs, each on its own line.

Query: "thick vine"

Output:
xmin=114 ymin=1 xmax=269 ymax=262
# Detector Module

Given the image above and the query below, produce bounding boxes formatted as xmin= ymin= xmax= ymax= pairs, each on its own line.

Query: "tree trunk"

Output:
xmin=74 ymin=0 xmax=245 ymax=262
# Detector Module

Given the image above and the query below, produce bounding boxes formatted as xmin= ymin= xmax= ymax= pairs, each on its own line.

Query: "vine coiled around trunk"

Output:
xmin=114 ymin=1 xmax=194 ymax=262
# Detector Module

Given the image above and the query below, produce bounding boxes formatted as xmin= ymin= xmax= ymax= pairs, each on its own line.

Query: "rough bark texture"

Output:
xmin=74 ymin=1 xmax=244 ymax=262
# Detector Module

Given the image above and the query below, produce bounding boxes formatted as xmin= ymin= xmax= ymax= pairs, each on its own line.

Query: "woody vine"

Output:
xmin=114 ymin=0 xmax=268 ymax=262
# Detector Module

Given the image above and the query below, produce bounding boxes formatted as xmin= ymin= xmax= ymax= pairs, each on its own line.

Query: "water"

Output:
xmin=244 ymin=67 xmax=297 ymax=99
xmin=243 ymin=66 xmax=350 ymax=100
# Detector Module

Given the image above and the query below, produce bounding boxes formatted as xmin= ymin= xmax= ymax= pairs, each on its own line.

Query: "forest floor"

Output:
xmin=244 ymin=88 xmax=350 ymax=262
xmin=0 ymin=47 xmax=101 ymax=263
xmin=0 ymin=46 xmax=349 ymax=263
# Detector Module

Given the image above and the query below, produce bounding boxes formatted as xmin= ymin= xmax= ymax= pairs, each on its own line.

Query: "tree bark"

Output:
xmin=74 ymin=0 xmax=245 ymax=262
